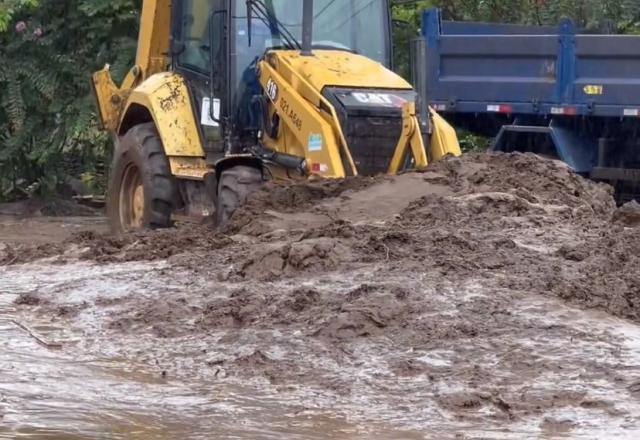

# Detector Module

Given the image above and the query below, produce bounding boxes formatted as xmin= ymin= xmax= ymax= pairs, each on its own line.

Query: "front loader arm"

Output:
xmin=387 ymin=102 xmax=428 ymax=174
xmin=429 ymin=109 xmax=462 ymax=160
xmin=258 ymin=59 xmax=352 ymax=178
xmin=387 ymin=103 xmax=462 ymax=174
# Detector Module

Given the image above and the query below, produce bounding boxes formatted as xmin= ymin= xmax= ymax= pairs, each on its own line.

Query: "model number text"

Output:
xmin=279 ymin=98 xmax=302 ymax=131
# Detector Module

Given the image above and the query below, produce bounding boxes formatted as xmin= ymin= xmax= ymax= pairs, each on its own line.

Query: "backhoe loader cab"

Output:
xmin=174 ymin=0 xmax=393 ymax=144
xmin=92 ymin=0 xmax=461 ymax=232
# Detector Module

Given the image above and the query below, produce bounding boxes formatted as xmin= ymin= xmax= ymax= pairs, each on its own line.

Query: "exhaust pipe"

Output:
xmin=301 ymin=0 xmax=313 ymax=56
xmin=411 ymin=37 xmax=432 ymax=162
xmin=251 ymin=144 xmax=307 ymax=175
xmin=411 ymin=37 xmax=431 ymax=140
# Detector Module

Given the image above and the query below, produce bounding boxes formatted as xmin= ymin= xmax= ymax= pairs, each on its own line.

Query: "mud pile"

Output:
xmin=222 ymin=152 xmax=617 ymax=285
xmin=9 ymin=152 xmax=640 ymax=436
xmin=0 ymin=223 xmax=233 ymax=265
xmin=108 ymin=152 xmax=640 ymax=342
xmin=7 ymin=151 xmax=639 ymax=325
xmin=548 ymin=218 xmax=640 ymax=321
xmin=0 ymin=242 xmax=64 ymax=265
xmin=231 ymin=152 xmax=614 ymax=236
xmin=69 ymin=227 xmax=233 ymax=263
xmin=0 ymin=197 xmax=100 ymax=217
xmin=56 ymin=151 xmax=635 ymax=334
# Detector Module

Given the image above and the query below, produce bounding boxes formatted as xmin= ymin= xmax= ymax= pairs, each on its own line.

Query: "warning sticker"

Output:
xmin=201 ymin=97 xmax=220 ymax=127
xmin=308 ymin=133 xmax=323 ymax=152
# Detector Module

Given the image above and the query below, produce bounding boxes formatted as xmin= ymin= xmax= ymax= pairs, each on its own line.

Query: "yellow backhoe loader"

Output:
xmin=93 ymin=0 xmax=461 ymax=231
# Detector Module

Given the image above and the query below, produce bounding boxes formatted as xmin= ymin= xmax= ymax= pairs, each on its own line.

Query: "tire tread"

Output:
xmin=106 ymin=122 xmax=176 ymax=232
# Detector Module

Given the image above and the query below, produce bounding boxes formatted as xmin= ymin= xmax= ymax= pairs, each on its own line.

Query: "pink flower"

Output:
xmin=15 ymin=21 xmax=26 ymax=34
xmin=33 ymin=27 xmax=42 ymax=38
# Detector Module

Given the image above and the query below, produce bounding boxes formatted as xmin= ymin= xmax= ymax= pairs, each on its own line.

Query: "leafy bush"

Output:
xmin=0 ymin=0 xmax=138 ymax=201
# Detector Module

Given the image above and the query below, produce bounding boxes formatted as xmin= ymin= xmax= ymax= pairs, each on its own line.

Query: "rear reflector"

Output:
xmin=551 ymin=106 xmax=577 ymax=116
xmin=487 ymin=104 xmax=513 ymax=114
xmin=310 ymin=163 xmax=329 ymax=173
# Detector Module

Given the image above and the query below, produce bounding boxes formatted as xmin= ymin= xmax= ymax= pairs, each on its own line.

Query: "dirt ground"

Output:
xmin=2 ymin=152 xmax=640 ymax=439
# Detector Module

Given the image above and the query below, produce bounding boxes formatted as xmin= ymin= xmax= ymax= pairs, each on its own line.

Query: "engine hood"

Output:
xmin=268 ymin=50 xmax=411 ymax=92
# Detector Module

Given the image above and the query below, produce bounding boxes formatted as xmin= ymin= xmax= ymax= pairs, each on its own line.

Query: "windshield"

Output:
xmin=233 ymin=0 xmax=390 ymax=66
xmin=231 ymin=0 xmax=390 ymax=133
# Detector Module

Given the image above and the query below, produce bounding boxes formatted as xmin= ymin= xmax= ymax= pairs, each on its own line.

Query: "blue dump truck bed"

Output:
xmin=419 ymin=9 xmax=640 ymax=201
xmin=423 ymin=9 xmax=640 ymax=118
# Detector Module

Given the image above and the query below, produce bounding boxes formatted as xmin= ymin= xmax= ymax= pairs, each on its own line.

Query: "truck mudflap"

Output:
xmin=493 ymin=123 xmax=595 ymax=174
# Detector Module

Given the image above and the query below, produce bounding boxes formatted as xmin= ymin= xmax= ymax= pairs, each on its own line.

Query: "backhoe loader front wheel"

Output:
xmin=216 ymin=165 xmax=263 ymax=227
xmin=107 ymin=123 xmax=177 ymax=233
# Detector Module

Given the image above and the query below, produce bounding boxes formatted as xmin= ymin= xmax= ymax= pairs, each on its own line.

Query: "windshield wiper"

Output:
xmin=246 ymin=0 xmax=302 ymax=51
xmin=310 ymin=43 xmax=358 ymax=54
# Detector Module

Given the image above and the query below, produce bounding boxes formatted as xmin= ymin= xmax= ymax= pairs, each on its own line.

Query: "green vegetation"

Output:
xmin=1 ymin=0 xmax=639 ymax=200
xmin=0 ymin=0 xmax=138 ymax=200
xmin=391 ymin=0 xmax=640 ymax=79
xmin=0 ymin=0 xmax=38 ymax=31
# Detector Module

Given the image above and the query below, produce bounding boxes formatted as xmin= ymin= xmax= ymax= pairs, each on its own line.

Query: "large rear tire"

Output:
xmin=216 ymin=165 xmax=263 ymax=227
xmin=106 ymin=123 xmax=177 ymax=233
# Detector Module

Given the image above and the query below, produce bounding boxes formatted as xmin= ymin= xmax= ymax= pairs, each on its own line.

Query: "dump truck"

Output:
xmin=417 ymin=8 xmax=640 ymax=202
xmin=92 ymin=0 xmax=461 ymax=232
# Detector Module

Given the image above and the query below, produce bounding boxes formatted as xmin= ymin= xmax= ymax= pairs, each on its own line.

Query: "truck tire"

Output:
xmin=106 ymin=123 xmax=177 ymax=233
xmin=216 ymin=165 xmax=263 ymax=227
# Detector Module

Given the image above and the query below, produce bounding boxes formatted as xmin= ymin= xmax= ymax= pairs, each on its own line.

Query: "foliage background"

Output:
xmin=1 ymin=0 xmax=639 ymax=201
xmin=0 ymin=0 xmax=139 ymax=200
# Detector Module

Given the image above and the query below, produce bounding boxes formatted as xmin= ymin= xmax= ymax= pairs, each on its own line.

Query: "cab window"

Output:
xmin=177 ymin=0 xmax=214 ymax=73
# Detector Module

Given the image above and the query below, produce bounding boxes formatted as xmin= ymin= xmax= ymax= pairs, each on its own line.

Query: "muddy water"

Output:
xmin=0 ymin=215 xmax=106 ymax=244
xmin=0 ymin=263 xmax=213 ymax=438
xmin=3 ymin=154 xmax=640 ymax=438
xmin=3 ymin=259 xmax=640 ymax=439
xmin=0 ymin=261 xmax=430 ymax=439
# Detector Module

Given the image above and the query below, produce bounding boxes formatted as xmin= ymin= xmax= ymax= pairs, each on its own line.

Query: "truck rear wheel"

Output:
xmin=216 ymin=165 xmax=263 ymax=227
xmin=107 ymin=123 xmax=177 ymax=233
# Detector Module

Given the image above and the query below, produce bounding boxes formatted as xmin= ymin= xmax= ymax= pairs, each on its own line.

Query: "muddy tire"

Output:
xmin=106 ymin=123 xmax=177 ymax=233
xmin=216 ymin=165 xmax=263 ymax=227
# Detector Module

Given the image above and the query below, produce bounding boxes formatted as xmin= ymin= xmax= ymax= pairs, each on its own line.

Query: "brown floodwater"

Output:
xmin=0 ymin=260 xmax=433 ymax=439
xmin=2 ymin=154 xmax=640 ymax=439
xmin=2 ymin=258 xmax=640 ymax=439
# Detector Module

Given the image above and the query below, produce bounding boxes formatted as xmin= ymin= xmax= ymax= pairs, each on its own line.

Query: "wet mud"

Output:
xmin=3 ymin=152 xmax=640 ymax=438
